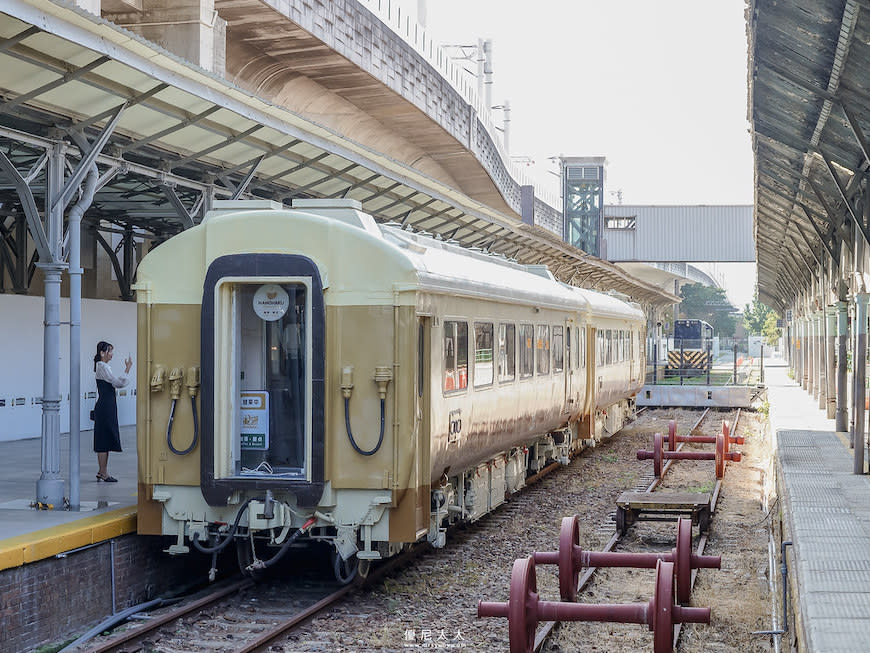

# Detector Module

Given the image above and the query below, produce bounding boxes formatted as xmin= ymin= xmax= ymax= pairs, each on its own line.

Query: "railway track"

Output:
xmin=278 ymin=407 xmax=749 ymax=652
xmin=78 ymin=573 xmax=345 ymax=653
xmin=531 ymin=407 xmax=731 ymax=652
xmin=76 ymin=543 xmax=427 ymax=653
xmin=73 ymin=408 xmax=751 ymax=653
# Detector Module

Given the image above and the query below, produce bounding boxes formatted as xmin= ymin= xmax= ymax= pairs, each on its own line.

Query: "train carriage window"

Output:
xmin=606 ymin=329 xmax=613 ymax=365
xmin=576 ymin=327 xmax=582 ymax=368
xmin=474 ymin=322 xmax=494 ymax=387
xmin=566 ymin=326 xmax=571 ymax=371
xmin=536 ymin=325 xmax=550 ymax=375
xmin=520 ymin=324 xmax=534 ymax=379
xmin=553 ymin=326 xmax=564 ymax=372
xmin=233 ymin=282 xmax=310 ymax=478
xmin=613 ymin=330 xmax=618 ymax=364
xmin=596 ymin=330 xmax=604 ymax=366
xmin=418 ymin=322 xmax=425 ymax=397
xmin=498 ymin=323 xmax=516 ymax=382
xmin=443 ymin=321 xmax=468 ymax=392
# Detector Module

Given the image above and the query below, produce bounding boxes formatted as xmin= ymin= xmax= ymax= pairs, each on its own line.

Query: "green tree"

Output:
xmin=762 ymin=311 xmax=781 ymax=346
xmin=743 ymin=293 xmax=775 ymax=335
xmin=677 ymin=283 xmax=737 ymax=336
xmin=717 ymin=312 xmax=738 ymax=338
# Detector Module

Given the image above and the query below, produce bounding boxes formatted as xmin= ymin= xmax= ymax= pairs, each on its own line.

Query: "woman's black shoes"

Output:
xmin=96 ymin=474 xmax=118 ymax=482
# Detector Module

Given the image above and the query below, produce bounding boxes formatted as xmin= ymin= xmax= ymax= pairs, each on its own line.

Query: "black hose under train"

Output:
xmin=191 ymin=498 xmax=255 ymax=554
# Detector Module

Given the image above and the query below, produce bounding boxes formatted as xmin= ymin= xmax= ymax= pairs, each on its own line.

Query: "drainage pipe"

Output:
xmin=753 ymin=540 xmax=793 ymax=641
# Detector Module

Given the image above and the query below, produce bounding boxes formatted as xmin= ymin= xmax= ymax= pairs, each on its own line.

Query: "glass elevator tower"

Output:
xmin=561 ymin=156 xmax=605 ymax=257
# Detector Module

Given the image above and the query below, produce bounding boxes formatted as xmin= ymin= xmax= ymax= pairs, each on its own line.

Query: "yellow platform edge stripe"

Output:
xmin=0 ymin=506 xmax=137 ymax=572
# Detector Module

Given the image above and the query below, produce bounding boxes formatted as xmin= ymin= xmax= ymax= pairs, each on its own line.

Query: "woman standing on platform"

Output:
xmin=93 ymin=341 xmax=132 ymax=482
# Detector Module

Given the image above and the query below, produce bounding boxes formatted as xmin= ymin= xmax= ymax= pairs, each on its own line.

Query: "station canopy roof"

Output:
xmin=0 ymin=1 xmax=677 ymax=306
xmin=750 ymin=0 xmax=870 ymax=310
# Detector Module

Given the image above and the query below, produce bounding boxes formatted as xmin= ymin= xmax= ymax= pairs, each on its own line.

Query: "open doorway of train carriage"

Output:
xmin=235 ymin=281 xmax=310 ymax=478
xmin=564 ymin=321 xmax=573 ymax=412
xmin=417 ymin=316 xmax=431 ymax=533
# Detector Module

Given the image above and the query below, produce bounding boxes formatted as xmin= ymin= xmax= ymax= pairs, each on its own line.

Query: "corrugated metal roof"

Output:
xmin=749 ymin=0 xmax=870 ymax=310
xmin=0 ymin=0 xmax=678 ymax=306
xmin=603 ymin=205 xmax=755 ymax=263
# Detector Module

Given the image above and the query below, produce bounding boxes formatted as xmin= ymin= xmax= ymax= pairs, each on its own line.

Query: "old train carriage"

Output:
xmin=134 ymin=199 xmax=645 ymax=580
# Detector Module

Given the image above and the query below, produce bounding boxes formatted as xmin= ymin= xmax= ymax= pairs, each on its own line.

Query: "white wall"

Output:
xmin=0 ymin=295 xmax=137 ymax=442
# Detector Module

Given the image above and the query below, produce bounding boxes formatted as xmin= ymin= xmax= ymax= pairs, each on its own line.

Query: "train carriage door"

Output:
xmin=416 ymin=317 xmax=431 ymax=533
xmin=201 ymin=254 xmax=325 ymax=508
xmin=236 ymin=281 xmax=310 ymax=477
xmin=564 ymin=321 xmax=573 ymax=412
xmin=588 ymin=326 xmax=598 ymax=411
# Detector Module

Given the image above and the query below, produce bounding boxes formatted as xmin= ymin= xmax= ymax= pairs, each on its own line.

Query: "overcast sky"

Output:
xmin=397 ymin=1 xmax=756 ymax=305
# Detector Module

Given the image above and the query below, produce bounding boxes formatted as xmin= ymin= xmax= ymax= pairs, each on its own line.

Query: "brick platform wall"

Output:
xmin=0 ymin=534 xmax=219 ymax=652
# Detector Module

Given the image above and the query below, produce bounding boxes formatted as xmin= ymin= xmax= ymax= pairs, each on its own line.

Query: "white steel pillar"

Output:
xmin=35 ymin=262 xmax=66 ymax=507
xmin=855 ymin=293 xmax=868 ymax=474
xmin=801 ymin=316 xmax=813 ymax=392
xmin=826 ymin=305 xmax=838 ymax=419
xmin=35 ymin=141 xmax=67 ymax=508
xmin=816 ymin=310 xmax=825 ymax=408
xmin=837 ymin=301 xmax=849 ymax=433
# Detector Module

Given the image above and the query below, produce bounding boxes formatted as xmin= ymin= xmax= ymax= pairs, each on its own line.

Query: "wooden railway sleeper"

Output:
xmin=533 ymin=516 xmax=720 ymax=603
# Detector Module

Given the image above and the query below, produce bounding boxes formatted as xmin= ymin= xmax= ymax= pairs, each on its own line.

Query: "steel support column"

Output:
xmin=794 ymin=315 xmax=802 ymax=387
xmin=35 ymin=261 xmax=65 ymax=507
xmin=34 ymin=141 xmax=67 ymax=508
xmin=801 ymin=317 xmax=812 ymax=391
xmin=807 ymin=310 xmax=819 ymax=399
xmin=855 ymin=293 xmax=868 ymax=474
xmin=837 ymin=301 xmax=849 ymax=433
xmin=826 ymin=305 xmax=837 ymax=419
xmin=816 ymin=310 xmax=825 ymax=408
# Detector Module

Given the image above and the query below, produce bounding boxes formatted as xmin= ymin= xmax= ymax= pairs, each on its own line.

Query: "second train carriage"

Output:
xmin=134 ymin=199 xmax=646 ymax=580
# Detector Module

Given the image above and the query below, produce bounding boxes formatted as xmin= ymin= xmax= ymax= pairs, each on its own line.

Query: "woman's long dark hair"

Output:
xmin=94 ymin=341 xmax=112 ymax=372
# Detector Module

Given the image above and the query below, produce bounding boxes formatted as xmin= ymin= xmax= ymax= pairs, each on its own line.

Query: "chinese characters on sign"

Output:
xmin=240 ymin=391 xmax=269 ymax=450
xmin=403 ymin=627 xmax=465 ymax=649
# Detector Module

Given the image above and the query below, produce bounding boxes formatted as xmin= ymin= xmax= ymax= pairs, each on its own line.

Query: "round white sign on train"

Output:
xmin=253 ymin=283 xmax=290 ymax=321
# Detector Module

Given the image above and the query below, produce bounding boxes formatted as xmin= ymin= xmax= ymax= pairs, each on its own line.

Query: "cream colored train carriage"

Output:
xmin=135 ymin=199 xmax=645 ymax=581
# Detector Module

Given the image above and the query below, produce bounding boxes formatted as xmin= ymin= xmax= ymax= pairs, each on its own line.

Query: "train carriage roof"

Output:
xmin=137 ymin=201 xmax=643 ymax=321
xmin=575 ymin=288 xmax=645 ymax=322
xmin=381 ymin=224 xmax=591 ymax=312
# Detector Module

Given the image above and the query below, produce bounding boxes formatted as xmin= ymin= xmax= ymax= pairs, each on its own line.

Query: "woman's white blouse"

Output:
xmin=95 ymin=361 xmax=129 ymax=389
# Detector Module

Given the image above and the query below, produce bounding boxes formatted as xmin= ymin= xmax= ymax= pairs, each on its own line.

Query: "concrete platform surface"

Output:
xmin=0 ymin=425 xmax=137 ymax=569
xmin=767 ymin=357 xmax=870 ymax=652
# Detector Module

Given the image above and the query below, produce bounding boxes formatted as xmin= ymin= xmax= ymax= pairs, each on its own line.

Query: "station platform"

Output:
xmin=767 ymin=358 xmax=870 ymax=652
xmin=0 ymin=425 xmax=218 ymax=653
xmin=0 ymin=425 xmax=137 ymax=571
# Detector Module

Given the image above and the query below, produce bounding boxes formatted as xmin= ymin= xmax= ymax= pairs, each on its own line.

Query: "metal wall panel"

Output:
xmin=603 ymin=205 xmax=755 ymax=262
xmin=602 ymin=229 xmax=635 ymax=260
